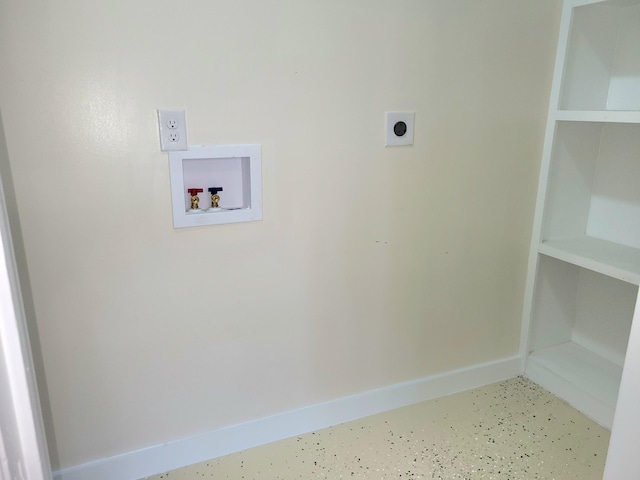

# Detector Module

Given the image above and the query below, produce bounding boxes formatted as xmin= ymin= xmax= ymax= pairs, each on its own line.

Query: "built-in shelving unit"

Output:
xmin=522 ymin=0 xmax=640 ymax=431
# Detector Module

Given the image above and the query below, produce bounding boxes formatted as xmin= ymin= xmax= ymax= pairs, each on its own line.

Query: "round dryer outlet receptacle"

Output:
xmin=385 ymin=111 xmax=415 ymax=146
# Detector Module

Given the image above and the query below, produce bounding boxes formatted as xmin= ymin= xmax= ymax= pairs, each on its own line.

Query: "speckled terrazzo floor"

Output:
xmin=143 ymin=377 xmax=610 ymax=480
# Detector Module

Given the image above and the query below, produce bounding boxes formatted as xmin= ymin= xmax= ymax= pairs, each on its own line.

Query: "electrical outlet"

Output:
xmin=157 ymin=109 xmax=188 ymax=151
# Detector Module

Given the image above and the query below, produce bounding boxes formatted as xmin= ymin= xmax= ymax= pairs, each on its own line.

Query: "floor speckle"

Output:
xmin=142 ymin=377 xmax=609 ymax=479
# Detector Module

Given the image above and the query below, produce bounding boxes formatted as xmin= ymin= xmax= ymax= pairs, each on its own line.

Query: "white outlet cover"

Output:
xmin=158 ymin=109 xmax=188 ymax=151
xmin=385 ymin=111 xmax=415 ymax=146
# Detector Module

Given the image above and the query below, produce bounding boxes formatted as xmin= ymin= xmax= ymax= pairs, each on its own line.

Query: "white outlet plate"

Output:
xmin=385 ymin=111 xmax=415 ymax=146
xmin=158 ymin=109 xmax=188 ymax=151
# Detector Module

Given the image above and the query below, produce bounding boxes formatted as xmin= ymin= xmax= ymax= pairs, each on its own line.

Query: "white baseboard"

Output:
xmin=54 ymin=355 xmax=521 ymax=480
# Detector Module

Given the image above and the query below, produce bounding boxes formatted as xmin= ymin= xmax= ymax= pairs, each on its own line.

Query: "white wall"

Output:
xmin=0 ymin=0 xmax=561 ymax=471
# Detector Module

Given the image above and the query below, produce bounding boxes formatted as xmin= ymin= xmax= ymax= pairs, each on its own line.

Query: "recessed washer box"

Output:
xmin=168 ymin=144 xmax=262 ymax=228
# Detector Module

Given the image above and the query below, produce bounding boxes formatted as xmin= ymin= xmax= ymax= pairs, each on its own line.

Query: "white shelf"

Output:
xmin=560 ymin=0 xmax=640 ymax=111
xmin=526 ymin=342 xmax=622 ymax=428
xmin=539 ymin=237 xmax=640 ymax=285
xmin=555 ymin=110 xmax=640 ymax=123
xmin=542 ymin=121 xmax=640 ymax=251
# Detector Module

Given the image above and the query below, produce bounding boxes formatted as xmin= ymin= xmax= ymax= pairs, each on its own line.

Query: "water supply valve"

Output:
xmin=187 ymin=188 xmax=204 ymax=212
xmin=208 ymin=187 xmax=224 ymax=211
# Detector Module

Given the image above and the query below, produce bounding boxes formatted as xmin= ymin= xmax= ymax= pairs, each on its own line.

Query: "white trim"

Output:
xmin=604 ymin=291 xmax=640 ymax=479
xmin=0 ymin=112 xmax=52 ymax=480
xmin=517 ymin=0 xmax=574 ymax=369
xmin=54 ymin=356 xmax=520 ymax=480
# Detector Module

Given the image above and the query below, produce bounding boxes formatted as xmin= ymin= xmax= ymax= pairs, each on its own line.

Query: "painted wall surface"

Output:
xmin=0 ymin=0 xmax=561 ymax=470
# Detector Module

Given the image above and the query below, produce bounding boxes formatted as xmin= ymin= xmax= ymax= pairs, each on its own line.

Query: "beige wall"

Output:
xmin=0 ymin=0 xmax=561 ymax=470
